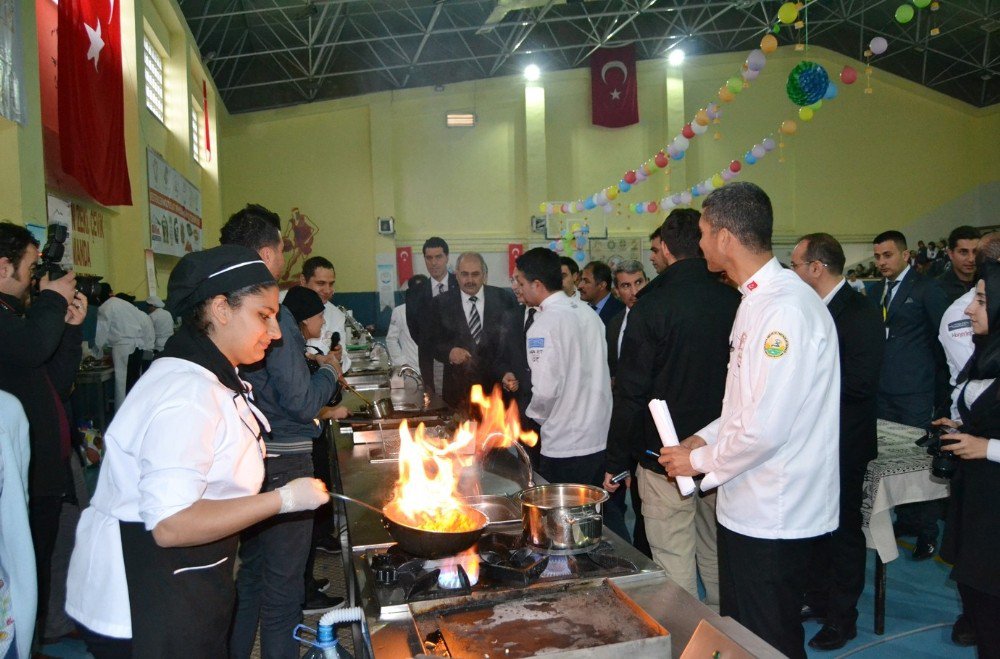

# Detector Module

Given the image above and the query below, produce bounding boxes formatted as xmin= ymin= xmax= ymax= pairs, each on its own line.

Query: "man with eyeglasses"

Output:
xmin=790 ymin=233 xmax=883 ymax=650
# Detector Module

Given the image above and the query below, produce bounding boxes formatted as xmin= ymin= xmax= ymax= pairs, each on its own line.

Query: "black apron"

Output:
xmin=119 ymin=521 xmax=238 ymax=658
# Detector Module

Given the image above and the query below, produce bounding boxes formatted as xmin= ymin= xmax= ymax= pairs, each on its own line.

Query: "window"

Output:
xmin=190 ymin=100 xmax=202 ymax=163
xmin=143 ymin=36 xmax=165 ymax=123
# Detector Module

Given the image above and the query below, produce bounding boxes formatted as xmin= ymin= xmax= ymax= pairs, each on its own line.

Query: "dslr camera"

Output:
xmin=917 ymin=425 xmax=960 ymax=479
xmin=36 ymin=224 xmax=103 ymax=301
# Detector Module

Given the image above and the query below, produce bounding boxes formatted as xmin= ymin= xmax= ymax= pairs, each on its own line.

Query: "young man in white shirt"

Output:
xmin=661 ymin=182 xmax=841 ymax=659
xmin=513 ymin=248 xmax=611 ymax=487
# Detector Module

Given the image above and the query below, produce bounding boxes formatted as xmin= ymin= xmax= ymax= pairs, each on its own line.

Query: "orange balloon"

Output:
xmin=760 ymin=34 xmax=778 ymax=54
xmin=695 ymin=109 xmax=710 ymax=126
xmin=780 ymin=119 xmax=798 ymax=135
xmin=718 ymin=87 xmax=735 ymax=103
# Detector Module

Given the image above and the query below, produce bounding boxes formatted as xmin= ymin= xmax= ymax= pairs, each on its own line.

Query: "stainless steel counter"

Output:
xmin=333 ymin=420 xmax=780 ymax=658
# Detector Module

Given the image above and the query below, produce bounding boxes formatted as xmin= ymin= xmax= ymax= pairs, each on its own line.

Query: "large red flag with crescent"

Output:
xmin=591 ymin=44 xmax=638 ymax=128
xmin=58 ymin=0 xmax=132 ymax=205
xmin=396 ymin=246 xmax=413 ymax=286
xmin=508 ymin=244 xmax=523 ymax=278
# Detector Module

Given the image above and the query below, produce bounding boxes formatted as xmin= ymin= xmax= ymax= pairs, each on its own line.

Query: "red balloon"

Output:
xmin=840 ymin=65 xmax=858 ymax=85
xmin=654 ymin=151 xmax=669 ymax=168
xmin=682 ymin=123 xmax=695 ymax=139
xmin=624 ymin=170 xmax=637 ymax=184
xmin=646 ymin=202 xmax=658 ymax=213
xmin=729 ymin=160 xmax=742 ymax=173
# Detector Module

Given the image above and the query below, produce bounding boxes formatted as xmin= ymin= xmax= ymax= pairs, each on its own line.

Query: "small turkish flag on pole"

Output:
xmin=508 ymin=244 xmax=523 ymax=278
xmin=58 ymin=0 xmax=132 ymax=205
xmin=396 ymin=246 xmax=413 ymax=286
xmin=591 ymin=44 xmax=639 ymax=128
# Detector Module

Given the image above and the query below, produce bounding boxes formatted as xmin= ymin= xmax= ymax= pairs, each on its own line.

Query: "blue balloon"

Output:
xmin=584 ymin=199 xmax=596 ymax=210
xmin=745 ymin=152 xmax=757 ymax=165
xmin=619 ymin=181 xmax=631 ymax=193
xmin=824 ymin=82 xmax=838 ymax=100
xmin=673 ymin=150 xmax=685 ymax=161
xmin=635 ymin=204 xmax=645 ymax=214
xmin=691 ymin=185 xmax=701 ymax=197
xmin=574 ymin=250 xmax=586 ymax=262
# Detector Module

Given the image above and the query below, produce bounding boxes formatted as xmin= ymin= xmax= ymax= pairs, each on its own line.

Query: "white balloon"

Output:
xmin=691 ymin=121 xmax=708 ymax=135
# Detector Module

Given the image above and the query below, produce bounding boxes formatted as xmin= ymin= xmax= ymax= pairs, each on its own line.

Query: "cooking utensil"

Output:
xmin=329 ymin=492 xmax=488 ymax=559
xmin=340 ymin=380 xmax=394 ymax=420
xmin=518 ymin=483 xmax=608 ymax=553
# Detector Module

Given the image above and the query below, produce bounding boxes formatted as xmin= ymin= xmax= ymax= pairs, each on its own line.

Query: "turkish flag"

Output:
xmin=58 ymin=0 xmax=132 ymax=205
xmin=508 ymin=244 xmax=523 ymax=278
xmin=396 ymin=246 xmax=413 ymax=286
xmin=591 ymin=45 xmax=638 ymax=128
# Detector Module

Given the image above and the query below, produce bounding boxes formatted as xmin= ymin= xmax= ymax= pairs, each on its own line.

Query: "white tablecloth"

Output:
xmin=861 ymin=419 xmax=950 ymax=562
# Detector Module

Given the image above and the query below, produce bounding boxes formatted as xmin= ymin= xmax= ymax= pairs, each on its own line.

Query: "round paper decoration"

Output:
xmin=786 ymin=61 xmax=830 ymax=106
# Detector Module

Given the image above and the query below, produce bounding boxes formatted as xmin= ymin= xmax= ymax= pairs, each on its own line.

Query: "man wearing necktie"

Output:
xmin=578 ymin=261 xmax=625 ymax=326
xmin=406 ymin=237 xmax=458 ymax=393
xmin=430 ymin=252 xmax=517 ymax=411
xmin=872 ymin=230 xmax=950 ymax=559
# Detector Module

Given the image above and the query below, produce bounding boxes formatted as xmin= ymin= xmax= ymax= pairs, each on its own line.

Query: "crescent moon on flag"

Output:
xmin=511 ymin=248 xmax=521 ymax=257
xmin=400 ymin=252 xmax=409 ymax=261
xmin=601 ymin=61 xmax=628 ymax=84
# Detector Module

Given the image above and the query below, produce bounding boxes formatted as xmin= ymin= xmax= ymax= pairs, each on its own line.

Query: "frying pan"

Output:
xmin=329 ymin=492 xmax=487 ymax=559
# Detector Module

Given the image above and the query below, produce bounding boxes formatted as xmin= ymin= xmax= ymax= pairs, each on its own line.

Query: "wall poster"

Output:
xmin=147 ymin=148 xmax=202 ymax=256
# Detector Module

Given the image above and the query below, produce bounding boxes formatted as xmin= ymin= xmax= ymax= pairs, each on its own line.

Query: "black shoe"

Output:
xmin=315 ymin=534 xmax=341 ymax=554
xmin=952 ymin=614 xmax=976 ymax=646
xmin=800 ymin=604 xmax=827 ymax=622
xmin=303 ymin=591 xmax=345 ymax=614
xmin=912 ymin=536 xmax=937 ymax=560
xmin=306 ymin=577 xmax=330 ymax=593
xmin=808 ymin=623 xmax=857 ymax=651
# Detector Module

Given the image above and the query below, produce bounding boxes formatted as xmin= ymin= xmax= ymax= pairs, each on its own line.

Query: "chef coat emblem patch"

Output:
xmin=763 ymin=331 xmax=788 ymax=358
xmin=527 ymin=337 xmax=544 ymax=363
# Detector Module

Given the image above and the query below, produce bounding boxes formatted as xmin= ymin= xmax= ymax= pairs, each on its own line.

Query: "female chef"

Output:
xmin=935 ymin=260 xmax=1000 ymax=656
xmin=66 ymin=245 xmax=330 ymax=658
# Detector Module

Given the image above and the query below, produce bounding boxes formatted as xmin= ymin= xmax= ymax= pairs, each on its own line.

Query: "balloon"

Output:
xmin=727 ymin=77 xmax=744 ymax=94
xmin=634 ymin=203 xmax=644 ymax=214
xmin=777 ymin=2 xmax=798 ymax=24
xmin=691 ymin=121 xmax=708 ymax=135
xmin=823 ymin=82 xmax=838 ymax=100
xmin=673 ymin=136 xmax=690 ymax=151
xmin=751 ymin=144 xmax=766 ymax=159
xmin=809 ymin=100 xmax=823 ymax=110
xmin=671 ymin=194 xmax=682 ymax=205
xmin=607 ymin=187 xmax=619 ymax=200
xmin=870 ymin=37 xmax=888 ymax=55
xmin=706 ymin=102 xmax=720 ymax=119
xmin=538 ymin=203 xmax=547 ymax=213
xmin=745 ymin=152 xmax=757 ymax=165
xmin=584 ymin=199 xmax=596 ymax=210
xmin=602 ymin=204 xmax=614 ymax=214
xmin=641 ymin=162 xmax=653 ymax=175
xmin=618 ymin=181 xmax=631 ymax=193
xmin=780 ymin=119 xmax=798 ymax=135
xmin=682 ymin=123 xmax=695 ymax=139
xmin=762 ymin=137 xmax=777 ymax=151
xmin=719 ymin=86 xmax=735 ymax=103
xmin=721 ymin=168 xmax=736 ymax=181
xmin=742 ymin=68 xmax=761 ymax=82
xmin=672 ymin=150 xmax=685 ymax=161
xmin=624 ymin=170 xmax=637 ymax=184
xmin=695 ymin=109 xmax=710 ymax=126
xmin=561 ymin=203 xmax=570 ymax=213
xmin=549 ymin=241 xmax=559 ymax=251
xmin=798 ymin=106 xmax=814 ymax=121
xmin=711 ymin=174 xmax=724 ymax=188
xmin=913 ymin=0 xmax=930 ymax=6
xmin=746 ymin=49 xmax=767 ymax=71
xmin=574 ymin=250 xmax=586 ymax=262
xmin=635 ymin=169 xmax=648 ymax=182
xmin=679 ymin=191 xmax=693 ymax=204
xmin=895 ymin=4 xmax=914 ymax=23
xmin=667 ymin=144 xmax=680 ymax=158
xmin=729 ymin=160 xmax=742 ymax=173
xmin=654 ymin=151 xmax=668 ymax=168
xmin=840 ymin=65 xmax=858 ymax=84
xmin=576 ymin=236 xmax=586 ymax=249
xmin=760 ymin=34 xmax=778 ymax=54
xmin=647 ymin=202 xmax=658 ymax=213
xmin=691 ymin=186 xmax=701 ymax=198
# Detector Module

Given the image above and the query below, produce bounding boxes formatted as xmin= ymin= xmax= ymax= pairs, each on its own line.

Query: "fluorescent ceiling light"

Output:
xmin=446 ymin=112 xmax=476 ymax=127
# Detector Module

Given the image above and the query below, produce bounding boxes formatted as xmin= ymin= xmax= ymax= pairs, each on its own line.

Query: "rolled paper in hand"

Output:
xmin=648 ymin=399 xmax=696 ymax=496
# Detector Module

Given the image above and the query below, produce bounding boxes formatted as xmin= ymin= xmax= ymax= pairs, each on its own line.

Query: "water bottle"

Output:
xmin=294 ymin=607 xmax=366 ymax=659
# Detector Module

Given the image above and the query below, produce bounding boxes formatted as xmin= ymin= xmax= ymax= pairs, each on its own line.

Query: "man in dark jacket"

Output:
xmin=791 ymin=233 xmax=884 ymax=650
xmin=0 ymin=221 xmax=86 ymax=638
xmin=604 ymin=209 xmax=740 ymax=610
xmin=937 ymin=225 xmax=980 ymax=303
xmin=406 ymin=237 xmax=458 ymax=393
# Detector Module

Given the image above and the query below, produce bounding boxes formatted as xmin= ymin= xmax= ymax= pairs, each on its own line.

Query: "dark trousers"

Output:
xmin=538 ymin=450 xmax=605 ymax=488
xmin=230 ymin=454 xmax=314 ymax=659
xmin=878 ymin=390 xmax=941 ymax=539
xmin=29 ymin=494 xmax=63 ymax=639
xmin=78 ymin=624 xmax=132 ymax=659
xmin=805 ymin=460 xmax=869 ymax=627
xmin=958 ymin=583 xmax=1000 ymax=659
xmin=718 ymin=524 xmax=813 ymax=659
xmin=602 ymin=465 xmax=650 ymax=556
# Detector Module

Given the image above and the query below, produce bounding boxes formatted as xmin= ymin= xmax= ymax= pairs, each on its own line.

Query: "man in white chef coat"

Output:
xmin=293 ymin=256 xmax=351 ymax=372
xmin=513 ymin=248 xmax=611 ymax=487
xmin=660 ymin=182 xmax=840 ymax=659
xmin=94 ymin=287 xmax=155 ymax=409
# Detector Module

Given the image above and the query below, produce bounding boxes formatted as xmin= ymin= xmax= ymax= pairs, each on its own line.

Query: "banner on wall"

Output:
xmin=376 ymin=254 xmax=396 ymax=315
xmin=147 ymin=148 xmax=203 ymax=257
xmin=44 ymin=193 xmax=108 ymax=275
xmin=396 ymin=246 xmax=413 ymax=285
xmin=507 ymin=244 xmax=523 ymax=278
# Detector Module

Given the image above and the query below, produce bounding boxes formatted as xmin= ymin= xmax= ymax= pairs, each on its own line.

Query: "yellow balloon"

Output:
xmin=695 ymin=109 xmax=710 ymax=126
xmin=538 ymin=203 xmax=547 ymax=213
xmin=777 ymin=2 xmax=798 ymax=24
xmin=798 ymin=106 xmax=814 ymax=122
xmin=760 ymin=34 xmax=778 ymax=54
xmin=607 ymin=187 xmax=619 ymax=200
xmin=780 ymin=119 xmax=798 ymax=135
xmin=711 ymin=174 xmax=724 ymax=188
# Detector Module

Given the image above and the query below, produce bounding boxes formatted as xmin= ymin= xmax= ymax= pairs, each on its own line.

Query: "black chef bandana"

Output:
xmin=167 ymin=245 xmax=275 ymax=318
xmin=282 ymin=286 xmax=325 ymax=323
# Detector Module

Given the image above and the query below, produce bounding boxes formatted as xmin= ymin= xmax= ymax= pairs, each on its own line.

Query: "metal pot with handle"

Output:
xmin=517 ymin=484 xmax=608 ymax=553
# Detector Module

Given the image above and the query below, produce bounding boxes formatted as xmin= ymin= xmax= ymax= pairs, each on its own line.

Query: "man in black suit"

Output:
xmin=497 ymin=278 xmax=541 ymax=467
xmin=791 ymin=233 xmax=884 ymax=650
xmin=406 ymin=237 xmax=458 ymax=393
xmin=872 ymin=230 xmax=950 ymax=559
xmin=937 ymin=225 xmax=980 ymax=303
xmin=579 ymin=261 xmax=624 ymax=325
xmin=431 ymin=252 xmax=517 ymax=411
xmin=607 ymin=260 xmax=648 ymax=378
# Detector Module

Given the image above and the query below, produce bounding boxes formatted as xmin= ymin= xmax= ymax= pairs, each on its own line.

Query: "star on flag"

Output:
xmin=609 ymin=88 xmax=621 ymax=100
xmin=85 ymin=19 xmax=104 ymax=70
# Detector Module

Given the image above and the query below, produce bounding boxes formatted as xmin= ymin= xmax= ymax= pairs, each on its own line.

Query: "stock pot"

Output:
xmin=517 ymin=484 xmax=608 ymax=552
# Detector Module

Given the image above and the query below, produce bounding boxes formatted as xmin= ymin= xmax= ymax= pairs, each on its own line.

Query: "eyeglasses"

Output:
xmin=789 ymin=260 xmax=828 ymax=270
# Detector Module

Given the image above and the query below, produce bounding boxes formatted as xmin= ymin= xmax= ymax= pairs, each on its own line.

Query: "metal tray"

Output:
xmin=461 ymin=494 xmax=521 ymax=527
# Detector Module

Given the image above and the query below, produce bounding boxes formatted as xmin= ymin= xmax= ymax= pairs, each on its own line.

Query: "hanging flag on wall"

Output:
xmin=508 ymin=243 xmax=523 ymax=278
xmin=396 ymin=246 xmax=413 ymax=286
xmin=58 ymin=0 xmax=132 ymax=205
xmin=590 ymin=44 xmax=639 ymax=128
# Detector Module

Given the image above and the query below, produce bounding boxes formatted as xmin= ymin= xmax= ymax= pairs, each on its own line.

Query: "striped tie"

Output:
xmin=468 ymin=296 xmax=482 ymax=344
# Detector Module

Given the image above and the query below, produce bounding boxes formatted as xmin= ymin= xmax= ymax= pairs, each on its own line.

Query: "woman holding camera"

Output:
xmin=934 ymin=260 xmax=1000 ymax=657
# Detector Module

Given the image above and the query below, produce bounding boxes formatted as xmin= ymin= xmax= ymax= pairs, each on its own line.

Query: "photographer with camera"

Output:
xmin=930 ymin=260 xmax=1000 ymax=657
xmin=0 ymin=221 xmax=87 ymax=643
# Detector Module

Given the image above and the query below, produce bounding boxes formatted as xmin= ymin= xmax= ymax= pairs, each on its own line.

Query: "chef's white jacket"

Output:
xmin=96 ymin=297 xmax=157 ymax=409
xmin=386 ymin=304 xmax=419 ymax=368
xmin=66 ymin=358 xmax=267 ymax=638
xmin=939 ymin=288 xmax=975 ymax=419
xmin=690 ymin=258 xmax=840 ymax=540
xmin=149 ymin=307 xmax=175 ymax=351
xmin=526 ymin=291 xmax=611 ymax=458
